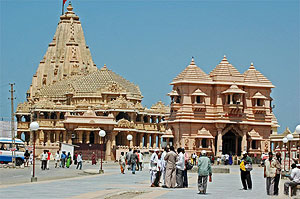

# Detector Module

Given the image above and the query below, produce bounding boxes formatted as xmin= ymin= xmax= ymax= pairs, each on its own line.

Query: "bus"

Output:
xmin=0 ymin=137 xmax=25 ymax=166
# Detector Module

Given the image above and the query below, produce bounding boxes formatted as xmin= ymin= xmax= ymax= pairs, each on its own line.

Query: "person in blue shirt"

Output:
xmin=60 ymin=151 xmax=66 ymax=168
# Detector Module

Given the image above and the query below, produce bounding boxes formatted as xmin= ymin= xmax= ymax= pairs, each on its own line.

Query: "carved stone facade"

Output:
xmin=165 ymin=57 xmax=279 ymax=157
xmin=16 ymin=3 xmax=169 ymax=160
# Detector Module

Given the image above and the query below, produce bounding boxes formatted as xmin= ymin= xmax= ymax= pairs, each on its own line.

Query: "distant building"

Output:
xmin=165 ymin=57 xmax=279 ymax=157
xmin=0 ymin=121 xmax=17 ymax=138
xmin=16 ymin=3 xmax=168 ymax=160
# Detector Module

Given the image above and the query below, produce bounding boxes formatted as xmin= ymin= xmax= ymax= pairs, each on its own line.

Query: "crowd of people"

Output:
xmin=119 ymin=146 xmax=212 ymax=194
xmin=37 ymin=150 xmax=83 ymax=170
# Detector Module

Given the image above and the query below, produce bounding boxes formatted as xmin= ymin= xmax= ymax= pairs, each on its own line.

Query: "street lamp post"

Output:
xmin=30 ymin=121 xmax=39 ymax=182
xmin=283 ymin=137 xmax=288 ymax=171
xmin=296 ymin=125 xmax=300 ymax=162
xmin=287 ymin=134 xmax=294 ymax=170
xmin=99 ymin=130 xmax=106 ymax=174
xmin=127 ymin=134 xmax=133 ymax=148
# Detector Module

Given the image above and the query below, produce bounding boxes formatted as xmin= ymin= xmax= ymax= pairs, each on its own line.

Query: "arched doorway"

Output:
xmin=222 ymin=131 xmax=241 ymax=156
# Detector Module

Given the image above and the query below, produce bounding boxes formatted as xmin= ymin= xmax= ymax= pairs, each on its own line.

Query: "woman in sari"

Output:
xmin=66 ymin=152 xmax=72 ymax=168
xmin=92 ymin=152 xmax=97 ymax=165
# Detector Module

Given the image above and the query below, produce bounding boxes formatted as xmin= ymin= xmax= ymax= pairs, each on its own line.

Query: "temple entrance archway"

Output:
xmin=222 ymin=131 xmax=241 ymax=156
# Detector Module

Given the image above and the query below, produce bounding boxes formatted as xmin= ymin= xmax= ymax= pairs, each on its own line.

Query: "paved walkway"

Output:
xmin=0 ymin=164 xmax=295 ymax=198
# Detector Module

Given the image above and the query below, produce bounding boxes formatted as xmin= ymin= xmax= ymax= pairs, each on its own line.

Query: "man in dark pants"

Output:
xmin=274 ymin=152 xmax=282 ymax=195
xmin=182 ymin=148 xmax=188 ymax=188
xmin=240 ymin=151 xmax=252 ymax=190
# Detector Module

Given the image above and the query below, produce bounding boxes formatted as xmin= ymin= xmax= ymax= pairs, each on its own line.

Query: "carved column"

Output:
xmin=146 ymin=134 xmax=150 ymax=148
xmin=47 ymin=131 xmax=51 ymax=145
xmin=78 ymin=131 xmax=83 ymax=143
xmin=216 ymin=128 xmax=223 ymax=156
xmin=139 ymin=133 xmax=144 ymax=148
xmin=241 ymin=125 xmax=248 ymax=153
xmin=199 ymin=138 xmax=202 ymax=148
xmin=211 ymin=139 xmax=215 ymax=154
xmin=67 ymin=131 xmax=72 ymax=144
xmin=111 ymin=132 xmax=118 ymax=148
xmin=158 ymin=135 xmax=161 ymax=148
xmin=55 ymin=131 xmax=59 ymax=142
xmin=152 ymin=134 xmax=156 ymax=148
xmin=86 ymin=132 xmax=90 ymax=144
xmin=30 ymin=131 xmax=34 ymax=145
xmin=63 ymin=131 xmax=67 ymax=143
xmin=105 ymin=132 xmax=112 ymax=161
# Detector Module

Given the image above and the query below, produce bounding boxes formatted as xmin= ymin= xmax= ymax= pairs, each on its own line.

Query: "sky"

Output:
xmin=0 ymin=0 xmax=299 ymax=133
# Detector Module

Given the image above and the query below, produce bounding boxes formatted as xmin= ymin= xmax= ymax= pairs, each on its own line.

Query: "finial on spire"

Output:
xmin=249 ymin=62 xmax=255 ymax=69
xmin=67 ymin=1 xmax=73 ymax=11
xmin=190 ymin=57 xmax=195 ymax=65
xmin=103 ymin=64 xmax=107 ymax=68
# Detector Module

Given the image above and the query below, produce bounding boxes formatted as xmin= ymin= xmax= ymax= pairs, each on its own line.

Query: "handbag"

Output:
xmin=245 ymin=163 xmax=253 ymax=171
xmin=186 ymin=161 xmax=193 ymax=170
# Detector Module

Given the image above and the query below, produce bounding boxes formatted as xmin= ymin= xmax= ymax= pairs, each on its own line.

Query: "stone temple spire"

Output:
xmin=28 ymin=2 xmax=97 ymax=100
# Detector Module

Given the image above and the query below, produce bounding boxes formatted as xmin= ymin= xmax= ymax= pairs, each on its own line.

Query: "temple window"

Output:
xmin=232 ymin=94 xmax=241 ymax=104
xmin=256 ymin=99 xmax=263 ymax=106
xmin=176 ymin=96 xmax=181 ymax=103
xmin=50 ymin=112 xmax=57 ymax=119
xmin=116 ymin=112 xmax=131 ymax=121
xmin=143 ymin=115 xmax=148 ymax=123
xmin=44 ymin=112 xmax=49 ymax=119
xmin=252 ymin=140 xmax=257 ymax=149
xmin=59 ymin=112 xmax=65 ymax=119
xmin=202 ymin=139 xmax=207 ymax=148
xmin=136 ymin=114 xmax=141 ymax=122
xmin=89 ymin=132 xmax=95 ymax=144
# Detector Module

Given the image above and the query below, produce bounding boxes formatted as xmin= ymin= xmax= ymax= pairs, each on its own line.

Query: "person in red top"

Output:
xmin=46 ymin=151 xmax=51 ymax=170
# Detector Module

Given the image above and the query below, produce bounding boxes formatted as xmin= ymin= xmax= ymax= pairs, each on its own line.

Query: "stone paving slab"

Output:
xmin=0 ymin=164 xmax=297 ymax=199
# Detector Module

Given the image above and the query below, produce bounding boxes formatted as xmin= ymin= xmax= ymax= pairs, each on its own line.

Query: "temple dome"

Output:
xmin=39 ymin=65 xmax=143 ymax=100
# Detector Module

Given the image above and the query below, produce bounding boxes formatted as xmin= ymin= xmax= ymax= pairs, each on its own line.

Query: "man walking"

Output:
xmin=40 ymin=150 xmax=48 ymax=170
xmin=264 ymin=152 xmax=276 ymax=195
xmin=198 ymin=150 xmax=212 ymax=194
xmin=126 ymin=148 xmax=133 ymax=171
xmin=161 ymin=147 xmax=168 ymax=186
xmin=274 ymin=152 xmax=282 ymax=195
xmin=164 ymin=146 xmax=177 ymax=188
xmin=138 ymin=150 xmax=143 ymax=171
xmin=76 ymin=152 xmax=82 ymax=170
xmin=175 ymin=148 xmax=184 ymax=188
xmin=240 ymin=151 xmax=252 ymax=190
xmin=150 ymin=149 xmax=159 ymax=187
xmin=119 ymin=152 xmax=126 ymax=174
xmin=183 ymin=148 xmax=189 ymax=188
xmin=46 ymin=151 xmax=51 ymax=170
xmin=130 ymin=150 xmax=138 ymax=174
xmin=54 ymin=151 xmax=60 ymax=168
xmin=60 ymin=151 xmax=66 ymax=168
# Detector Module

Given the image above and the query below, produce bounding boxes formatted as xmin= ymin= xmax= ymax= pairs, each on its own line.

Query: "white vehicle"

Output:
xmin=0 ymin=137 xmax=25 ymax=166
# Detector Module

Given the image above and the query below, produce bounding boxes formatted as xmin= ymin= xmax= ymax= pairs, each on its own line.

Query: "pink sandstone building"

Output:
xmin=165 ymin=57 xmax=279 ymax=157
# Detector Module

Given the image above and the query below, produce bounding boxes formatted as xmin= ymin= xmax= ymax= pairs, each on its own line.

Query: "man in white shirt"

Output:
xmin=284 ymin=163 xmax=300 ymax=196
xmin=161 ymin=147 xmax=168 ymax=186
xmin=175 ymin=148 xmax=185 ymax=188
xmin=76 ymin=152 xmax=83 ymax=170
xmin=138 ymin=150 xmax=143 ymax=171
xmin=40 ymin=150 xmax=48 ymax=170
xmin=54 ymin=151 xmax=60 ymax=168
xmin=150 ymin=149 xmax=159 ymax=187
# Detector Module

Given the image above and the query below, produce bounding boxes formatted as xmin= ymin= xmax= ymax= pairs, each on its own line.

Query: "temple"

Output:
xmin=16 ymin=3 xmax=168 ymax=160
xmin=165 ymin=57 xmax=279 ymax=157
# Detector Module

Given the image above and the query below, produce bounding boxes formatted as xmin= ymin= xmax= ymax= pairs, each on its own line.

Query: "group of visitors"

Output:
xmin=264 ymin=151 xmax=300 ymax=196
xmin=119 ymin=149 xmax=144 ymax=174
xmin=39 ymin=150 xmax=83 ymax=170
xmin=23 ymin=150 xmax=33 ymax=167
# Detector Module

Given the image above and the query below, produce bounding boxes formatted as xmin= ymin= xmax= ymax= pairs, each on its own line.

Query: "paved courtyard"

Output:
xmin=0 ymin=163 xmax=295 ymax=198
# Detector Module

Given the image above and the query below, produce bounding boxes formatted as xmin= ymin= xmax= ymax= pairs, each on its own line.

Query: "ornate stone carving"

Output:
xmin=101 ymin=83 xmax=126 ymax=94
xmin=117 ymin=119 xmax=134 ymax=128
xmin=108 ymin=96 xmax=134 ymax=109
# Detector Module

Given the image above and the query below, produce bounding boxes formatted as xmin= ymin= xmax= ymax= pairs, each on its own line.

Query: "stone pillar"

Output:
xmin=86 ymin=132 xmax=90 ymax=144
xmin=199 ymin=138 xmax=202 ymax=148
xmin=151 ymin=134 xmax=155 ymax=148
xmin=208 ymin=139 xmax=212 ymax=149
xmin=175 ymin=128 xmax=180 ymax=148
xmin=78 ymin=131 xmax=83 ymax=143
xmin=105 ymin=132 xmax=112 ymax=161
xmin=217 ymin=128 xmax=223 ymax=156
xmin=146 ymin=134 xmax=150 ymax=148
xmin=55 ymin=131 xmax=59 ymax=142
xmin=230 ymin=94 xmax=233 ymax=104
xmin=249 ymin=139 xmax=253 ymax=150
xmin=47 ymin=131 xmax=51 ymax=145
xmin=211 ymin=139 xmax=215 ymax=155
xmin=158 ymin=135 xmax=161 ymax=148
xmin=242 ymin=131 xmax=247 ymax=153
xmin=67 ymin=131 xmax=72 ymax=144
xmin=36 ymin=130 xmax=40 ymax=145
xmin=111 ymin=132 xmax=118 ymax=148
xmin=30 ymin=131 xmax=34 ymax=145
xmin=139 ymin=133 xmax=144 ymax=148
xmin=63 ymin=131 xmax=67 ymax=143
